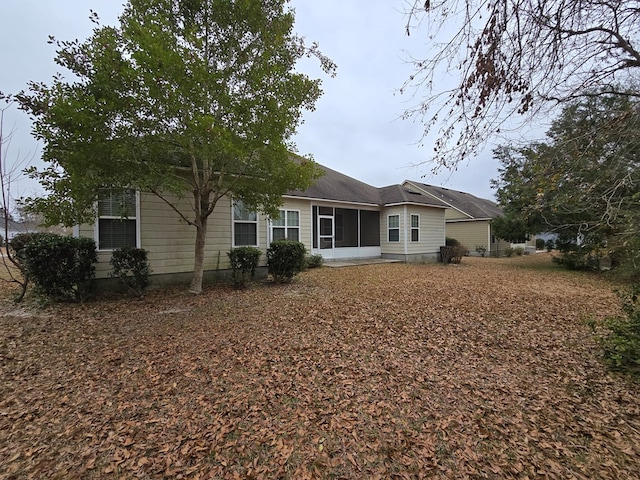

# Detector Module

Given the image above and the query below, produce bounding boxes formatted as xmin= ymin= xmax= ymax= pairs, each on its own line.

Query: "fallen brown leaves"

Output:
xmin=1 ymin=254 xmax=639 ymax=479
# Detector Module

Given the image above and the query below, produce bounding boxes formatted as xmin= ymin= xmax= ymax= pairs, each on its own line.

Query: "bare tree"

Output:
xmin=0 ymin=94 xmax=34 ymax=301
xmin=402 ymin=0 xmax=640 ymax=168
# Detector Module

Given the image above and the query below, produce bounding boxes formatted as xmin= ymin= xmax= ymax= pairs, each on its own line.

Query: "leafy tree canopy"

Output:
xmin=403 ymin=0 xmax=640 ymax=168
xmin=491 ymin=215 xmax=529 ymax=244
xmin=17 ymin=0 xmax=335 ymax=292
xmin=491 ymin=91 xmax=640 ymax=266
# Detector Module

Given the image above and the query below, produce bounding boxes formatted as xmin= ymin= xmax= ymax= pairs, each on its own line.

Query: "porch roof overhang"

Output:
xmin=282 ymin=194 xmax=379 ymax=209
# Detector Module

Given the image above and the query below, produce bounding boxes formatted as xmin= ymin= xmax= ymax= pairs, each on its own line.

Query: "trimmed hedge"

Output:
xmin=305 ymin=253 xmax=324 ymax=269
xmin=228 ymin=246 xmax=262 ymax=289
xmin=444 ymin=237 xmax=466 ymax=263
xmin=9 ymin=232 xmax=50 ymax=264
xmin=267 ymin=240 xmax=306 ymax=283
xmin=110 ymin=246 xmax=151 ymax=296
xmin=21 ymin=234 xmax=97 ymax=301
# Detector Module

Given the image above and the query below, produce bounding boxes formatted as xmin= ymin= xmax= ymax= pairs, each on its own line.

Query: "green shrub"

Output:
xmin=600 ymin=285 xmax=640 ymax=377
xmin=228 ymin=246 xmax=262 ymax=288
xmin=557 ymin=239 xmax=577 ymax=253
xmin=545 ymin=239 xmax=555 ymax=252
xmin=305 ymin=253 xmax=324 ymax=269
xmin=440 ymin=246 xmax=453 ymax=264
xmin=109 ymin=246 xmax=151 ymax=296
xmin=552 ymin=249 xmax=604 ymax=271
xmin=445 ymin=237 xmax=460 ymax=247
xmin=536 ymin=238 xmax=545 ymax=250
xmin=9 ymin=232 xmax=49 ymax=263
xmin=267 ymin=240 xmax=306 ymax=283
xmin=504 ymin=246 xmax=525 ymax=257
xmin=21 ymin=234 xmax=97 ymax=301
xmin=7 ymin=232 xmax=53 ymax=302
xmin=444 ymin=237 xmax=466 ymax=264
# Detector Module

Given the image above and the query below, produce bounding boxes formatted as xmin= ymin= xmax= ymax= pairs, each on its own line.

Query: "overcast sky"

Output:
xmin=1 ymin=0 xmax=514 ymax=202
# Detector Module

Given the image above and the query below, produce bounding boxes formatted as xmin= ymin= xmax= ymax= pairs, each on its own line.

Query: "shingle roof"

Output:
xmin=287 ymin=163 xmax=448 ymax=208
xmin=407 ymin=182 xmax=503 ymax=219
xmin=287 ymin=163 xmax=381 ymax=205
xmin=378 ymin=185 xmax=449 ymax=208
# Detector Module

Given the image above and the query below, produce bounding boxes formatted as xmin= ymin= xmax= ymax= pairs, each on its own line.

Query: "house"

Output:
xmin=78 ymin=163 xmax=450 ymax=285
xmin=402 ymin=181 xmax=509 ymax=256
xmin=2 ymin=217 xmax=61 ymax=242
xmin=3 ymin=218 xmax=31 ymax=241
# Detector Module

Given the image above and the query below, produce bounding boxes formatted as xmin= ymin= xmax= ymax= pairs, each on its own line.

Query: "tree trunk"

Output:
xmin=189 ymin=216 xmax=208 ymax=294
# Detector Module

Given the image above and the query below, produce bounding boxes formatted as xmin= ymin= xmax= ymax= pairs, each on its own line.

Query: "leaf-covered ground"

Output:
xmin=1 ymin=254 xmax=639 ymax=479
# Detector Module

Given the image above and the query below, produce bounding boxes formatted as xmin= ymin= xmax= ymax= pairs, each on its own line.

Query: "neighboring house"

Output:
xmin=78 ymin=163 xmax=450 ymax=284
xmin=3 ymin=218 xmax=39 ymax=241
xmin=2 ymin=217 xmax=71 ymax=243
xmin=402 ymin=181 xmax=511 ymax=256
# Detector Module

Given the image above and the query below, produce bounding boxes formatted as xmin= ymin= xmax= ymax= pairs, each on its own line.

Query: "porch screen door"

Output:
xmin=318 ymin=215 xmax=334 ymax=250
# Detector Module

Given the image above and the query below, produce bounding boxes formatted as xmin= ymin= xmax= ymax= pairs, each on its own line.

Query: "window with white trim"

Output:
xmin=233 ymin=200 xmax=258 ymax=246
xmin=388 ymin=214 xmax=400 ymax=242
xmin=411 ymin=214 xmax=419 ymax=242
xmin=270 ymin=209 xmax=300 ymax=242
xmin=97 ymin=189 xmax=138 ymax=250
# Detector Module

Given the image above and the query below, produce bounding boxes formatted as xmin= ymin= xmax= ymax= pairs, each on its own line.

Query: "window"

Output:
xmin=411 ymin=214 xmax=419 ymax=242
xmin=233 ymin=200 xmax=258 ymax=246
xmin=270 ymin=209 xmax=300 ymax=242
xmin=97 ymin=189 xmax=138 ymax=250
xmin=388 ymin=214 xmax=400 ymax=242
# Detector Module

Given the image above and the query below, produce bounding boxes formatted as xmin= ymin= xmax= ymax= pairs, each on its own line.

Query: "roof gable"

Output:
xmin=287 ymin=164 xmax=449 ymax=209
xmin=378 ymin=185 xmax=448 ymax=208
xmin=404 ymin=181 xmax=503 ymax=219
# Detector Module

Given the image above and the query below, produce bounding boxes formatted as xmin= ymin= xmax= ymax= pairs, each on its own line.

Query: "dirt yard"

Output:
xmin=1 ymin=254 xmax=639 ymax=479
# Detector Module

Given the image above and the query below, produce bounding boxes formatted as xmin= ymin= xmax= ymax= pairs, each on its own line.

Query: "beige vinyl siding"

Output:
xmin=446 ymin=220 xmax=490 ymax=253
xmin=279 ymin=198 xmax=313 ymax=250
xmin=141 ymin=193 xmax=239 ymax=276
xmin=444 ymin=207 xmax=470 ymax=221
xmin=81 ymin=192 xmax=269 ymax=279
xmin=380 ymin=206 xmax=405 ymax=255
xmin=77 ymin=222 xmax=112 ymax=278
xmin=405 ymin=206 xmax=445 ymax=255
